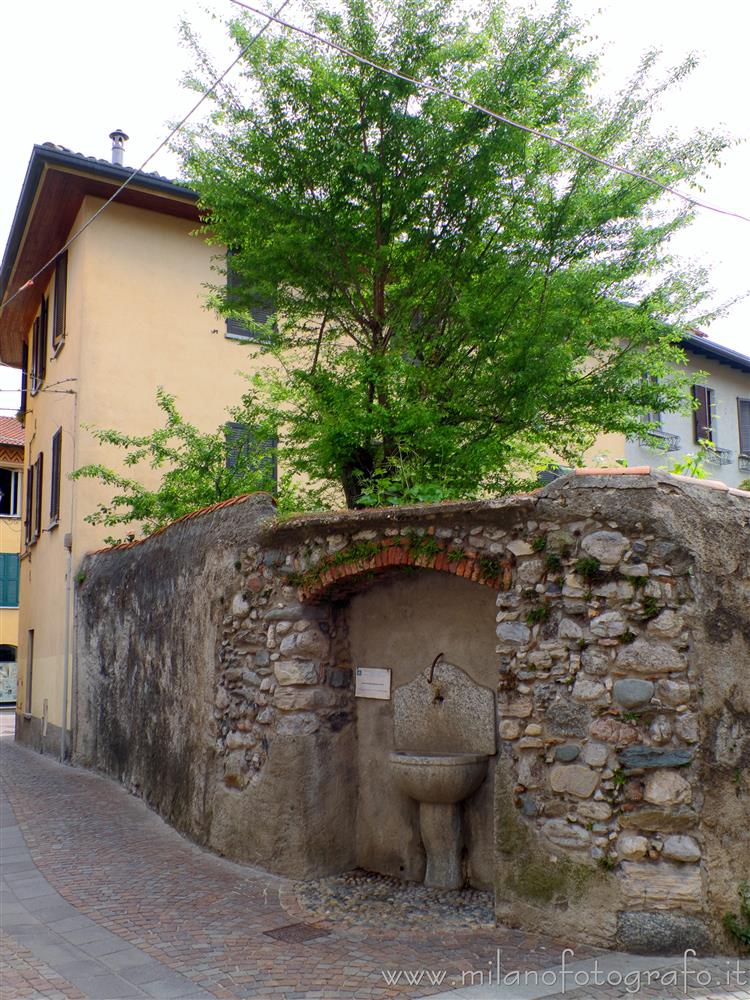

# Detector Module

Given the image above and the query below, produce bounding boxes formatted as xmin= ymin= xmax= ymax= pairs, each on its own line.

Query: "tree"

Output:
xmin=178 ymin=0 xmax=730 ymax=507
xmin=72 ymin=388 xmax=281 ymax=544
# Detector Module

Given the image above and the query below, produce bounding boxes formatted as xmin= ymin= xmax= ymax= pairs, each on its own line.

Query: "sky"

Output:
xmin=1 ymin=0 xmax=748 ymax=411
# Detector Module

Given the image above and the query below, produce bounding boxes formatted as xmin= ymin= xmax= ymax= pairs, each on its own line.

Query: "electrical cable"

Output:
xmin=0 ymin=0 xmax=292 ymax=315
xmin=230 ymin=0 xmax=750 ymax=224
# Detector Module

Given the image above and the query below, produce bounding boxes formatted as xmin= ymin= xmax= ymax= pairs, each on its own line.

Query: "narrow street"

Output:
xmin=1 ymin=713 xmax=747 ymax=1000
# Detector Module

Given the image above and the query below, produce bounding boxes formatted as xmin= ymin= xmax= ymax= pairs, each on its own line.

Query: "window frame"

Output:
xmin=692 ymin=384 xmax=715 ymax=445
xmin=49 ymin=429 xmax=62 ymax=527
xmin=0 ymin=553 xmax=20 ymax=608
xmin=52 ymin=251 xmax=68 ymax=353
xmin=29 ymin=297 xmax=49 ymax=395
xmin=224 ymin=253 xmax=275 ymax=344
xmin=0 ymin=468 xmax=21 ymax=518
xmin=738 ymin=397 xmax=750 ymax=457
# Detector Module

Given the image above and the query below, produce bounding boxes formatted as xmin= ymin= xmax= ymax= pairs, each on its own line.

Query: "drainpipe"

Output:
xmin=60 ymin=532 xmax=72 ymax=762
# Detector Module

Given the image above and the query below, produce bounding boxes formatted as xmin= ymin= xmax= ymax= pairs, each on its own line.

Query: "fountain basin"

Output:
xmin=389 ymin=751 xmax=489 ymax=804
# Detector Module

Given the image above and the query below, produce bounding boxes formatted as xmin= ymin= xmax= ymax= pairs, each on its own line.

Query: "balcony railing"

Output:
xmin=703 ymin=445 xmax=732 ymax=466
xmin=636 ymin=428 xmax=681 ymax=452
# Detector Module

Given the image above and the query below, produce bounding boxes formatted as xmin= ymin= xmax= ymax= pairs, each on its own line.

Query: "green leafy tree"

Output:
xmin=72 ymin=388 xmax=282 ymax=544
xmin=178 ymin=0 xmax=730 ymax=507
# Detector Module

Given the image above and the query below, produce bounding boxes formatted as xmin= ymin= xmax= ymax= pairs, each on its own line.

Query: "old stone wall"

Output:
xmin=75 ymin=471 xmax=750 ymax=953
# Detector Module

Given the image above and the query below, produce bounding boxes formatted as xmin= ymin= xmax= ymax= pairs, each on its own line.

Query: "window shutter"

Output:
xmin=24 ymin=467 xmax=33 ymax=546
xmin=739 ymin=399 xmax=750 ymax=455
xmin=33 ymin=453 xmax=43 ymax=541
xmin=30 ymin=317 xmax=40 ymax=394
xmin=692 ymin=385 xmax=712 ymax=443
xmin=0 ymin=554 xmax=19 ymax=607
xmin=38 ymin=296 xmax=48 ymax=384
xmin=20 ymin=343 xmax=28 ymax=414
xmin=225 ymin=253 xmax=275 ymax=343
xmin=53 ymin=251 xmax=68 ymax=349
xmin=50 ymin=429 xmax=62 ymax=523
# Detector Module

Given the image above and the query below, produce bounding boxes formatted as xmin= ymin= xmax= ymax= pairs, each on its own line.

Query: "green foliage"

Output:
xmin=526 ymin=604 xmax=550 ymax=625
xmin=478 ymin=556 xmax=502 ymax=580
xmin=724 ymin=882 xmax=750 ymax=953
xmin=177 ymin=0 xmax=727 ymax=508
xmin=642 ymin=594 xmax=660 ymax=619
xmin=739 ymin=479 xmax=750 ymax=492
xmin=663 ymin=438 xmax=715 ymax=479
xmin=72 ymin=388 xmax=283 ymax=544
xmin=531 ymin=535 xmax=547 ymax=553
xmin=545 ymin=552 xmax=563 ymax=573
xmin=575 ymin=556 xmax=602 ymax=583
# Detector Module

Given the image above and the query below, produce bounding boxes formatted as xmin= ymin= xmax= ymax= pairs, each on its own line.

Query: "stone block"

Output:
xmin=496 ymin=621 xmax=531 ymax=646
xmin=577 ymin=802 xmax=611 ymax=824
xmin=646 ymin=609 xmax=685 ymax=639
xmin=517 ymin=559 xmax=544 ymax=585
xmin=582 ymin=742 xmax=609 ymax=767
xmin=674 ymin=712 xmax=699 ymax=743
xmin=572 ymin=676 xmax=608 ymax=704
xmin=662 ymin=835 xmax=701 ymax=863
xmin=590 ymin=611 xmax=628 ymax=638
xmin=581 ymin=647 xmax=612 ymax=676
xmin=616 ymin=911 xmax=711 ymax=955
xmin=620 ymin=861 xmax=702 ymax=911
xmin=617 ymin=746 xmax=693 ymax=770
xmin=499 ymin=718 xmax=522 ymax=740
xmin=642 ymin=769 xmax=692 ymax=806
xmin=278 ymin=627 xmax=330 ymax=659
xmin=517 ymin=751 xmax=545 ymax=789
xmin=273 ymin=659 xmax=321 ymax=686
xmin=542 ymin=819 xmax=591 ymax=851
xmin=580 ymin=530 xmax=629 ymax=565
xmin=615 ymin=639 xmax=686 ymax=675
xmin=613 ymin=679 xmax=654 ymax=709
xmin=273 ymin=686 xmax=337 ymax=711
xmin=617 ymin=833 xmax=649 ymax=860
xmin=618 ymin=806 xmax=698 ymax=833
xmin=545 ymin=697 xmax=590 ymax=737
xmin=589 ymin=717 xmax=640 ymax=746
xmin=554 ymin=744 xmax=581 ymax=762
xmin=276 ymin=713 xmax=320 ymax=736
xmin=502 ymin=697 xmax=533 ymax=718
xmin=655 ymin=679 xmax=690 ymax=707
xmin=507 ymin=539 xmax=534 ymax=557
xmin=550 ymin=763 xmax=598 ymax=798
xmin=558 ymin=618 xmax=583 ymax=640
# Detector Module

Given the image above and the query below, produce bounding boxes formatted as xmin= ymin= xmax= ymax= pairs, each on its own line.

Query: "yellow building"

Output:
xmin=0 ymin=135 xmax=267 ymax=754
xmin=0 ymin=417 xmax=24 ymax=703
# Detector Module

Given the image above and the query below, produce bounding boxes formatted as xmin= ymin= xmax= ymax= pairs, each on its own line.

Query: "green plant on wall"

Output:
xmin=724 ymin=882 xmax=750 ymax=953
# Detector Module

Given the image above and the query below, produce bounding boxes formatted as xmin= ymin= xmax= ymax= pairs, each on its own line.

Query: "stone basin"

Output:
xmin=389 ymin=751 xmax=489 ymax=805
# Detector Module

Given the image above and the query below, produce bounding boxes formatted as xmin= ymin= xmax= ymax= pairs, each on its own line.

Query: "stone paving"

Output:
xmin=1 ymin=711 xmax=748 ymax=1000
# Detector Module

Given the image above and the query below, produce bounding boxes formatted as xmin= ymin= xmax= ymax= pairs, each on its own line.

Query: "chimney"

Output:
xmin=108 ymin=129 xmax=129 ymax=166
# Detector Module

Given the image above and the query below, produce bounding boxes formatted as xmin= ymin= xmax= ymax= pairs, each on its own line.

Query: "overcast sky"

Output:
xmin=1 ymin=0 xmax=748 ymax=411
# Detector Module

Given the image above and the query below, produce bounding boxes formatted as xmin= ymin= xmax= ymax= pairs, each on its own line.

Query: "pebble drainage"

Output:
xmin=264 ymin=922 xmax=332 ymax=943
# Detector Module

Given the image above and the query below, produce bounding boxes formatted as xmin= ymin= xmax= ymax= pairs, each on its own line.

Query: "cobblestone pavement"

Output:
xmin=0 ymin=714 xmax=589 ymax=1000
xmin=2 ymin=712 xmax=747 ymax=1000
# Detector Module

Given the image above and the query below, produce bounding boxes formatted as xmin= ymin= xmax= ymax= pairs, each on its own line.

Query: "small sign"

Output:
xmin=355 ymin=667 xmax=392 ymax=700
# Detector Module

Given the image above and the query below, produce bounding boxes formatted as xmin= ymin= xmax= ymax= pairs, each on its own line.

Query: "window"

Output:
xmin=0 ymin=468 xmax=21 ymax=517
xmin=49 ymin=429 xmax=62 ymax=526
xmin=29 ymin=297 xmax=48 ymax=393
xmin=20 ymin=343 xmax=28 ymax=415
xmin=24 ymin=454 xmax=43 ymax=547
xmin=52 ymin=251 xmax=67 ymax=350
xmin=225 ymin=253 xmax=275 ymax=343
xmin=739 ymin=398 xmax=750 ymax=457
xmin=692 ymin=384 xmax=715 ymax=444
xmin=224 ymin=422 xmax=277 ymax=485
xmin=33 ymin=453 xmax=43 ymax=541
xmin=0 ymin=554 xmax=19 ymax=607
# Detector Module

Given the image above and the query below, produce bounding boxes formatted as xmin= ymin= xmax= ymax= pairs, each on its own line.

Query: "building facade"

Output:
xmin=0 ymin=138 xmax=265 ymax=752
xmin=0 ymin=417 xmax=23 ymax=703
xmin=586 ymin=333 xmax=750 ymax=488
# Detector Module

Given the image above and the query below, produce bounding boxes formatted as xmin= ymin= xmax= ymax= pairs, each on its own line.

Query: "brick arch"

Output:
xmin=297 ymin=537 xmax=512 ymax=602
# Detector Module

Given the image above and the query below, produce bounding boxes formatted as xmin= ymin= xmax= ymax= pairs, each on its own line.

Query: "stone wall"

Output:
xmin=74 ymin=471 xmax=750 ymax=953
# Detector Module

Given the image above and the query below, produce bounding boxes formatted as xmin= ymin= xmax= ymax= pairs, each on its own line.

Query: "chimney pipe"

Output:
xmin=109 ymin=129 xmax=129 ymax=166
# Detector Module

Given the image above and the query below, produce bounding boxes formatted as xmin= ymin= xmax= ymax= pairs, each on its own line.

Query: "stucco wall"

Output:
xmin=347 ymin=572 xmax=498 ymax=888
xmin=74 ymin=472 xmax=750 ymax=953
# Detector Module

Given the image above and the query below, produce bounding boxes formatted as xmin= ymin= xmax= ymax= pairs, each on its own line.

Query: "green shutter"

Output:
xmin=0 ymin=554 xmax=19 ymax=607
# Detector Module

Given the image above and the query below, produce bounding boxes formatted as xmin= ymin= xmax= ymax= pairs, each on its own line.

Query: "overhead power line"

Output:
xmin=230 ymin=0 xmax=750 ymax=225
xmin=0 ymin=0 xmax=292 ymax=316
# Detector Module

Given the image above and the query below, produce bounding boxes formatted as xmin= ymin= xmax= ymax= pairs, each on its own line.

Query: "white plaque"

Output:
xmin=355 ymin=667 xmax=392 ymax=700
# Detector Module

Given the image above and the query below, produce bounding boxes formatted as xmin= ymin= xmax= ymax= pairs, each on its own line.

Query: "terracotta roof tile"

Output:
xmin=0 ymin=416 xmax=24 ymax=446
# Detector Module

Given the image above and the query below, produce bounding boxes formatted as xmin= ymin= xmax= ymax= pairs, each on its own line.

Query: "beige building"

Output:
xmin=0 ymin=417 xmax=24 ymax=703
xmin=0 ymin=135 xmax=266 ymax=753
xmin=584 ymin=332 xmax=750 ymax=487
